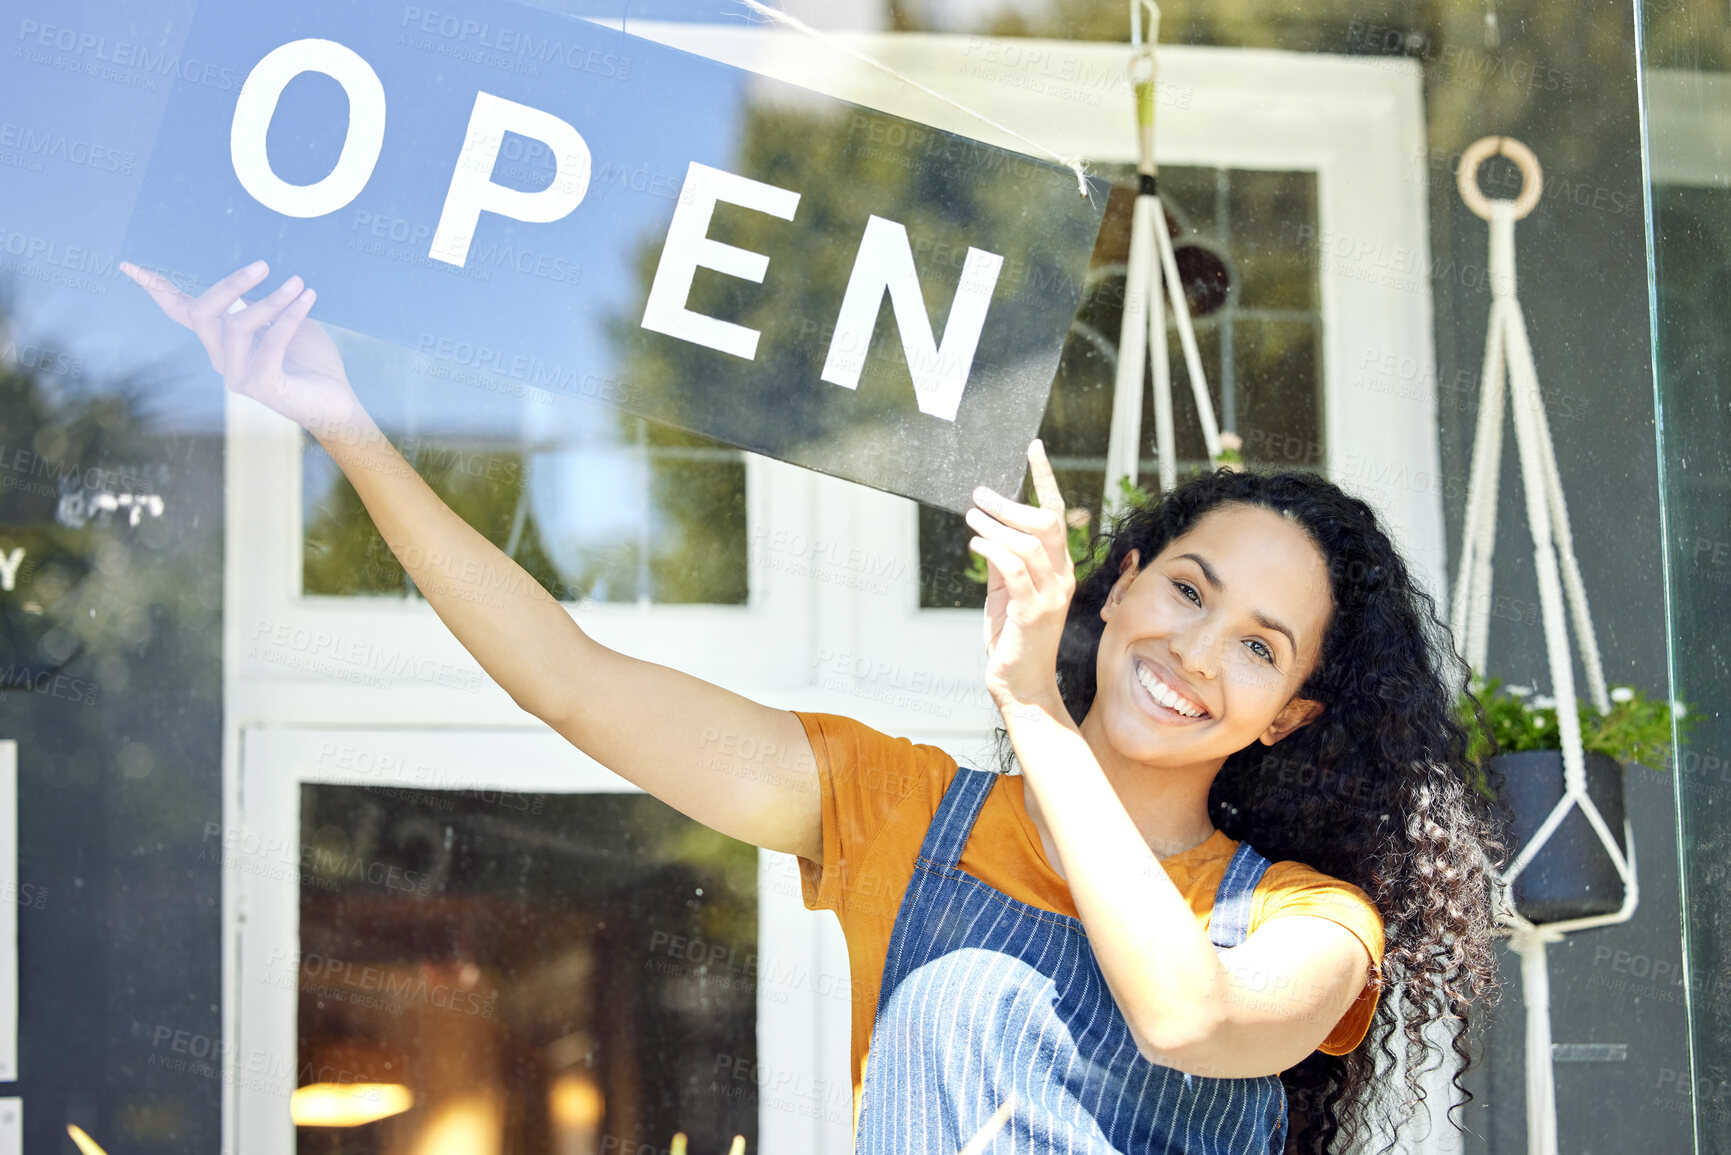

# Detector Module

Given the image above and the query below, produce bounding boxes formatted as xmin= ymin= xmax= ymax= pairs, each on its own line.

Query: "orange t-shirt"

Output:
xmin=791 ymin=711 xmax=1386 ymax=1133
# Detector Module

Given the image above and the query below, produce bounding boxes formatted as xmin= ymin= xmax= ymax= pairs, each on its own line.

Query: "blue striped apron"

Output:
xmin=856 ymin=766 xmax=1289 ymax=1155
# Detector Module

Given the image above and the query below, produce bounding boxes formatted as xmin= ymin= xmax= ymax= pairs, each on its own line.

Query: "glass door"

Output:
xmin=232 ymin=727 xmax=841 ymax=1155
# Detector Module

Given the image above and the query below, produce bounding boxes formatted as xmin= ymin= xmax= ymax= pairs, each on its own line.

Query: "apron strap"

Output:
xmin=916 ymin=769 xmax=1275 ymax=950
xmin=1206 ymin=840 xmax=1274 ymax=950
xmin=915 ymin=764 xmax=998 ymax=868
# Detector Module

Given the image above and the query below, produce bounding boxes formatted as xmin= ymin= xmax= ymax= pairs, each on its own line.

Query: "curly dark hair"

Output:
xmin=1044 ymin=468 xmax=1510 ymax=1155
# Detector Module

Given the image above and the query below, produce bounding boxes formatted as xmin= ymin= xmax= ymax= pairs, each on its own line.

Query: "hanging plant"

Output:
xmin=1458 ymin=673 xmax=1692 ymax=924
xmin=1457 ymin=674 xmax=1691 ymax=792
xmin=1215 ymin=431 xmax=1244 ymax=471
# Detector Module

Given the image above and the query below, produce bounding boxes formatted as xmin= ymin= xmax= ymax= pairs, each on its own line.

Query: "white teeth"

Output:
xmin=1136 ymin=664 xmax=1205 ymax=718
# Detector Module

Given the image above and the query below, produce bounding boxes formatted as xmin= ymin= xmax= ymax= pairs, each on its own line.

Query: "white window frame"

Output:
xmin=222 ymin=28 xmax=1451 ymax=1155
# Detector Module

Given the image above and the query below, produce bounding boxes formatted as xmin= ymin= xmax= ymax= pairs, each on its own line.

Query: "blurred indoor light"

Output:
xmin=549 ymin=1071 xmax=604 ymax=1127
xmin=65 ymin=1124 xmax=109 ymax=1155
xmin=290 ymin=1082 xmax=414 ymax=1127
xmin=550 ymin=1071 xmax=604 ymax=1155
xmin=411 ymin=1094 xmax=502 ymax=1155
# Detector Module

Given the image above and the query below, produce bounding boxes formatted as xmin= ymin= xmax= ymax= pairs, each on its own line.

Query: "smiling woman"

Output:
xmin=1029 ymin=469 xmax=1508 ymax=1154
xmin=1091 ymin=505 xmax=1334 ymax=768
xmin=789 ymin=461 xmax=1504 ymax=1155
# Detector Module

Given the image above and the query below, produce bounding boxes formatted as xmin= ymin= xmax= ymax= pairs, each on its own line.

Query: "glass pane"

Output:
xmin=296 ymin=785 xmax=758 ymax=1155
xmin=0 ymin=0 xmax=1692 ymax=1152
xmin=1234 ymin=318 xmax=1323 ymax=469
xmin=1643 ymin=17 xmax=1731 ymax=1147
xmin=1230 ymin=170 xmax=1319 ymax=313
xmin=302 ymin=366 xmax=749 ymax=605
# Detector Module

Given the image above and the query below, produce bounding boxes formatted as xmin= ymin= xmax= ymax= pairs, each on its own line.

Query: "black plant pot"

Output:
xmin=1495 ymin=750 xmax=1629 ymax=923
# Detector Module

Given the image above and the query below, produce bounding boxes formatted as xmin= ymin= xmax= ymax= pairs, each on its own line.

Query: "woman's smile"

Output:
xmin=1086 ymin=504 xmax=1334 ymax=770
xmin=1132 ymin=657 xmax=1213 ymax=723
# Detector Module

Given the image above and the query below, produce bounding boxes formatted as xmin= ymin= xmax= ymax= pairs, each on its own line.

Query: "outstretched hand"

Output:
xmin=120 ymin=260 xmax=361 ymax=436
xmin=965 ymin=440 xmax=1075 ymax=712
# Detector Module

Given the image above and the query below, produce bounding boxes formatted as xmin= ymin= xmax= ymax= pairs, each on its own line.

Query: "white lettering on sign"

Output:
xmin=221 ymin=40 xmax=1011 ymax=426
xmin=0 ymin=549 xmax=21 ymax=593
xmin=640 ymin=160 xmax=801 ymax=360
xmin=230 ymin=38 xmax=388 ymax=218
xmin=821 ymin=214 xmax=1002 ymax=423
xmin=429 ymin=91 xmax=593 ymax=267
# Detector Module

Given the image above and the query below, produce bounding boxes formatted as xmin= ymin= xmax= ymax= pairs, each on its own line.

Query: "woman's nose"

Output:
xmin=1168 ymin=624 xmax=1221 ymax=680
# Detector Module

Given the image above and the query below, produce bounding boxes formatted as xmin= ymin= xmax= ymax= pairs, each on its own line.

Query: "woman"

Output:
xmin=122 ymin=259 xmax=1506 ymax=1154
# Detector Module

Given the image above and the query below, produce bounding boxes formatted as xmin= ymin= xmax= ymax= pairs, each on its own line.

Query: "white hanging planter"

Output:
xmin=1490 ymin=749 xmax=1628 ymax=923
xmin=1101 ymin=0 xmax=1233 ymax=516
xmin=1449 ymin=136 xmax=1636 ymax=1155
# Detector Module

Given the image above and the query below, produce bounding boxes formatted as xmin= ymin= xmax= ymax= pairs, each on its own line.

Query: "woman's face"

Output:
xmin=1088 ymin=503 xmax=1334 ymax=772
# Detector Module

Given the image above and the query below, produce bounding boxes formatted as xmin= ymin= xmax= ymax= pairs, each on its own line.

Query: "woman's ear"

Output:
xmin=1100 ymin=548 xmax=1142 ymax=623
xmin=1260 ymin=696 xmax=1324 ymax=745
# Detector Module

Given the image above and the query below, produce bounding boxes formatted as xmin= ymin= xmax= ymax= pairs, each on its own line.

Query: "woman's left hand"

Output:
xmin=966 ymin=441 xmax=1076 ymax=710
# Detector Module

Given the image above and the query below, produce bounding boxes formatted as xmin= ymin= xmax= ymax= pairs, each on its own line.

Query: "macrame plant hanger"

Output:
xmin=1450 ymin=136 xmax=1638 ymax=1155
xmin=1102 ymin=0 xmax=1223 ymax=517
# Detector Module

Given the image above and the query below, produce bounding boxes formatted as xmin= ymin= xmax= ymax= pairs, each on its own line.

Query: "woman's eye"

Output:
xmin=1246 ymin=639 xmax=1275 ymax=664
xmin=1172 ymin=580 xmax=1201 ymax=605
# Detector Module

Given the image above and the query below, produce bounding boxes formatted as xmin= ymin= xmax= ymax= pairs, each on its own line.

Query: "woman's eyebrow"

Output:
xmin=1175 ymin=552 xmax=1222 ymax=589
xmin=1253 ymin=611 xmax=1299 ymax=655
xmin=1175 ymin=551 xmax=1299 ymax=653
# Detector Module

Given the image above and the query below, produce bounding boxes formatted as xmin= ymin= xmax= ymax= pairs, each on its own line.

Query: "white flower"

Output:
xmin=1532 ymin=715 xmax=1547 ymax=729
xmin=1610 ymin=686 xmax=1635 ymax=704
xmin=1672 ymin=701 xmax=1688 ymax=719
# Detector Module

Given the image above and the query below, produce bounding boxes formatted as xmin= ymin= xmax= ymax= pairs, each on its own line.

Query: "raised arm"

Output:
xmin=124 ymin=259 xmax=821 ymax=860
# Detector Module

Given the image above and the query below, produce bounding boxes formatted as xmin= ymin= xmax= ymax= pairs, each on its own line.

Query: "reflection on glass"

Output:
xmin=294 ymin=785 xmax=757 ymax=1155
xmin=1649 ymin=164 xmax=1731 ymax=1154
xmin=302 ymin=373 xmax=748 ymax=606
xmin=917 ymin=164 xmax=1322 ymax=608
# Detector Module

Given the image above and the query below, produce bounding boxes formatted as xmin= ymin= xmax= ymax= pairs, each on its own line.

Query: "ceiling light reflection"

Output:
xmin=291 ymin=1082 xmax=414 ymax=1127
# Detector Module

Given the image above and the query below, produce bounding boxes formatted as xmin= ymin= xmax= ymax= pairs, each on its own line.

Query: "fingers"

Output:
xmin=965 ymin=506 xmax=1072 ymax=599
xmin=187 ymin=262 xmax=271 ymax=364
xmin=971 ymin=485 xmax=1059 ymax=535
xmin=223 ymin=274 xmax=304 ymax=369
xmin=1027 ymin=438 xmax=1065 ymax=513
xmin=971 ymin=482 xmax=1072 ymax=583
xmin=965 ymin=505 xmax=1041 ymax=558
xmin=122 ymin=260 xmax=270 ymax=374
xmin=967 ymin=535 xmax=1038 ymax=604
xmin=119 ymin=262 xmax=197 ymax=328
xmin=188 ymin=260 xmax=271 ymax=328
xmin=253 ymin=286 xmax=317 ymax=387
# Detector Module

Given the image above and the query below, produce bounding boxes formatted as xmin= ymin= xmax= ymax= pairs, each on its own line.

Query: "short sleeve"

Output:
xmin=790 ymin=712 xmax=950 ymax=916
xmin=1253 ymin=862 xmax=1386 ymax=1056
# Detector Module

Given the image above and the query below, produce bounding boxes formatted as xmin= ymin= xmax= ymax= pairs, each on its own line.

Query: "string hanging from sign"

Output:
xmin=732 ymin=0 xmax=1095 ymax=199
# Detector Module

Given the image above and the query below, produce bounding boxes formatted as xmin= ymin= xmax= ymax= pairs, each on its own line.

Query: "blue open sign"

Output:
xmin=123 ymin=0 xmax=1109 ymax=512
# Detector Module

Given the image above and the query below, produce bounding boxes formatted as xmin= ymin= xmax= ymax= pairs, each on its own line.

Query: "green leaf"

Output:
xmin=1457 ymin=673 xmax=1694 ymax=798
